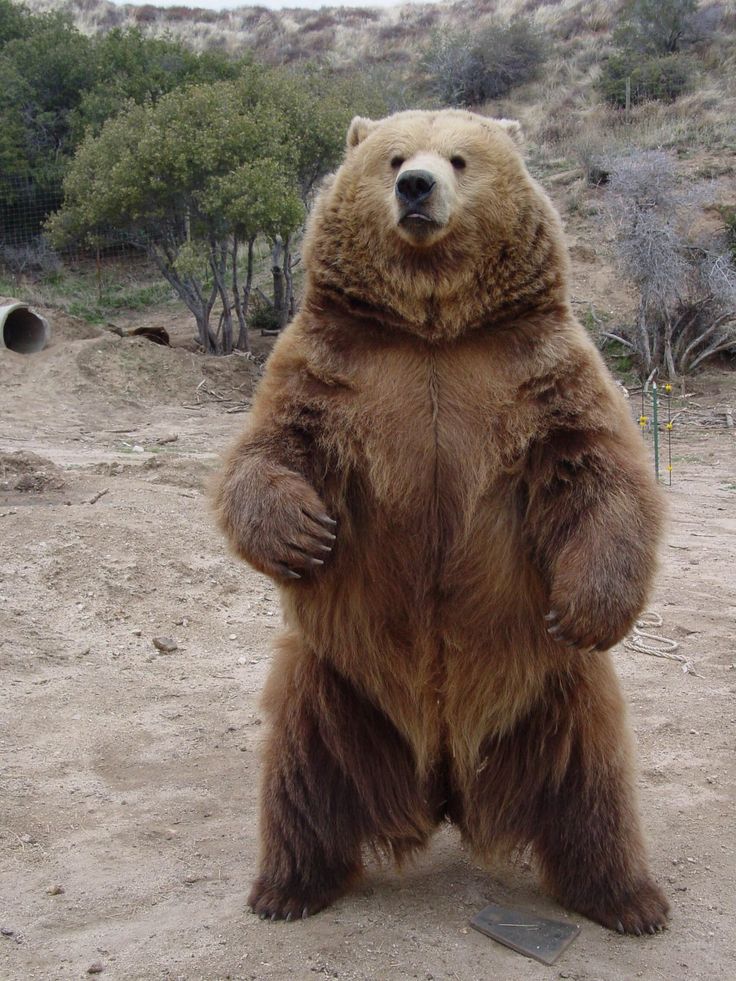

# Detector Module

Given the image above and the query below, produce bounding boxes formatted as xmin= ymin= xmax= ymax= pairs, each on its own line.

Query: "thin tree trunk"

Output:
xmin=664 ymin=317 xmax=677 ymax=380
xmin=238 ymin=236 xmax=256 ymax=351
xmin=231 ymin=235 xmax=249 ymax=353
xmin=636 ymin=298 xmax=652 ymax=375
xmin=210 ymin=241 xmax=232 ymax=355
xmin=282 ymin=234 xmax=293 ymax=325
xmin=150 ymin=246 xmax=217 ymax=352
xmin=679 ymin=310 xmax=736 ymax=371
xmin=272 ymin=236 xmax=285 ymax=328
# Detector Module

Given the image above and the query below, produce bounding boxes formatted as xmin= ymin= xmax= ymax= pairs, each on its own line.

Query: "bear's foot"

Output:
xmin=577 ymin=878 xmax=670 ymax=936
xmin=247 ymin=870 xmax=355 ymax=922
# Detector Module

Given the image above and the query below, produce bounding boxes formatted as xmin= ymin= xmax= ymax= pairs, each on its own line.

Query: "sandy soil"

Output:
xmin=1 ymin=308 xmax=735 ymax=981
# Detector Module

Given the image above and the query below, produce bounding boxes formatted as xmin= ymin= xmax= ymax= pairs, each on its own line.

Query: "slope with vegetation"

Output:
xmin=3 ymin=0 xmax=735 ymax=376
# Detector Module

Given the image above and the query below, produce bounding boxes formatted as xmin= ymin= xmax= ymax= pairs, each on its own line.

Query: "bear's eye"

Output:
xmin=390 ymin=155 xmax=405 ymax=170
xmin=450 ymin=155 xmax=467 ymax=171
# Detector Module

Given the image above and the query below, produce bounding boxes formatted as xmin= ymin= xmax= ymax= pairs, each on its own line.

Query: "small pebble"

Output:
xmin=1 ymin=927 xmax=14 ymax=937
xmin=152 ymin=636 xmax=178 ymax=654
xmin=87 ymin=963 xmax=104 ymax=975
xmin=229 ymin=634 xmax=237 ymax=641
xmin=47 ymin=884 xmax=65 ymax=896
xmin=132 ymin=629 xmax=142 ymax=637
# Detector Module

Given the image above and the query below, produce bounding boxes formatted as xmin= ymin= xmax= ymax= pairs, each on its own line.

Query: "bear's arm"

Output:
xmin=214 ymin=338 xmax=336 ymax=582
xmin=523 ymin=380 xmax=663 ymax=652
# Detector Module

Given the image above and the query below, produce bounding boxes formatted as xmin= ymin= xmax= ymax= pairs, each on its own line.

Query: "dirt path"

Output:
xmin=1 ymin=313 xmax=735 ymax=980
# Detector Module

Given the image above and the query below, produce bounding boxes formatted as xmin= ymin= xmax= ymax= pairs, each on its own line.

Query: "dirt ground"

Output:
xmin=1 ymin=307 xmax=735 ymax=981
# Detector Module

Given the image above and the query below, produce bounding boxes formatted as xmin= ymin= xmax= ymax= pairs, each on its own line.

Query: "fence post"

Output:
xmin=652 ymin=381 xmax=660 ymax=481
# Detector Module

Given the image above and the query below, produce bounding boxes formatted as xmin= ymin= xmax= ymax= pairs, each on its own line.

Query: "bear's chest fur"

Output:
xmin=313 ymin=326 xmax=540 ymax=558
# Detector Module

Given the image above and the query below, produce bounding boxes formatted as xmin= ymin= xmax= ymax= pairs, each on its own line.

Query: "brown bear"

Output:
xmin=215 ymin=109 xmax=669 ymax=935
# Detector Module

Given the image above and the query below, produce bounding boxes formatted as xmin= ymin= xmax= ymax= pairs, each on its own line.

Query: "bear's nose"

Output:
xmin=395 ymin=169 xmax=436 ymax=208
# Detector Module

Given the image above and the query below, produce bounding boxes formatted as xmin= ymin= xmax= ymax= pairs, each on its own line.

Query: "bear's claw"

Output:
xmin=248 ymin=875 xmax=336 ymax=923
xmin=544 ymin=606 xmax=622 ymax=653
xmin=582 ymin=879 xmax=670 ymax=936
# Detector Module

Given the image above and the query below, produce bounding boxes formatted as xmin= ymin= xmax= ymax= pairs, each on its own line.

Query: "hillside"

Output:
xmin=22 ymin=1 xmax=628 ymax=64
xmin=6 ymin=0 xmax=736 ymax=368
xmin=21 ymin=0 xmax=736 ymax=149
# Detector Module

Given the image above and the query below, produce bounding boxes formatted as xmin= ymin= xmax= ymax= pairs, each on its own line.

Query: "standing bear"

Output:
xmin=215 ymin=109 xmax=669 ymax=935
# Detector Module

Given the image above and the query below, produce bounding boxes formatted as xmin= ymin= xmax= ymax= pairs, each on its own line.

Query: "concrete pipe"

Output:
xmin=0 ymin=300 xmax=50 ymax=354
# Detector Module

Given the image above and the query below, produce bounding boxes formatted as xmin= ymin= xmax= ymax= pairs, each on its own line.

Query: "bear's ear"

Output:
xmin=347 ymin=116 xmax=375 ymax=149
xmin=496 ymin=118 xmax=524 ymax=148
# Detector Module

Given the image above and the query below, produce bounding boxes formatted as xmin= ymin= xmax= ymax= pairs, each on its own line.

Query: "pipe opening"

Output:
xmin=1 ymin=304 xmax=50 ymax=354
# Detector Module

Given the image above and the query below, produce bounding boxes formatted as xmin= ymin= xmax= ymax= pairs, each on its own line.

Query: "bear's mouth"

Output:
xmin=398 ymin=210 xmax=442 ymax=238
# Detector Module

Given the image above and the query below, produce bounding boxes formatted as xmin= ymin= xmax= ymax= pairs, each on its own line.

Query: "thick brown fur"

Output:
xmin=214 ymin=109 xmax=669 ymax=934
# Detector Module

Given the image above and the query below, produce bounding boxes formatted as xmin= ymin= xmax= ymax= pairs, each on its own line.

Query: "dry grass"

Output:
xmin=23 ymin=0 xmax=622 ymax=64
xmin=21 ymin=0 xmax=736 ymax=167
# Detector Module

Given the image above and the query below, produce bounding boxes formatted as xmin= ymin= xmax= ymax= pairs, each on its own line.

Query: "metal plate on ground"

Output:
xmin=470 ymin=903 xmax=580 ymax=965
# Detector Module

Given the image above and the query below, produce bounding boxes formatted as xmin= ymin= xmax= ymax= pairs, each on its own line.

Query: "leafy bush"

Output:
xmin=248 ymin=301 xmax=281 ymax=334
xmin=599 ymin=0 xmax=699 ymax=109
xmin=720 ymin=206 xmax=736 ymax=261
xmin=598 ymin=52 xmax=692 ymax=107
xmin=422 ymin=18 xmax=545 ymax=107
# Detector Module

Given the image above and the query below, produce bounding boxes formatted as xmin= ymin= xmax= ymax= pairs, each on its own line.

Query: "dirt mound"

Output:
xmin=0 ymin=450 xmax=66 ymax=493
xmin=144 ymin=455 xmax=216 ymax=491
xmin=43 ymin=308 xmax=107 ymax=343
xmin=74 ymin=334 xmax=260 ymax=408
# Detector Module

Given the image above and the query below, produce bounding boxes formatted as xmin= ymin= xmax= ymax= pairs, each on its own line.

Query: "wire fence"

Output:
xmin=2 ymin=178 xmax=735 ymax=455
xmin=0 ymin=176 xmax=141 ymax=275
xmin=634 ymin=381 xmax=735 ymax=485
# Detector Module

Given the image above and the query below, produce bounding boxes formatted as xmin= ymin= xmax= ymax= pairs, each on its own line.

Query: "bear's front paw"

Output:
xmin=544 ymin=588 xmax=640 ymax=653
xmin=228 ymin=474 xmax=337 ymax=582
xmin=248 ymin=874 xmax=335 ymax=922
xmin=586 ymin=879 xmax=670 ymax=936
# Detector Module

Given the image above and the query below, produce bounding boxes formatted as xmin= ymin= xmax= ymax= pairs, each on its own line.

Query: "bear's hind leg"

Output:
xmin=249 ymin=638 xmax=435 ymax=920
xmin=457 ymin=663 xmax=668 ymax=934
xmin=532 ymin=667 xmax=669 ymax=934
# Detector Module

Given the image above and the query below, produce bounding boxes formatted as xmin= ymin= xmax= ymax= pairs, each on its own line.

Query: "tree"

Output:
xmin=0 ymin=11 xmax=96 ymax=192
xmin=0 ymin=9 xmax=241 ymax=252
xmin=597 ymin=52 xmax=691 ymax=108
xmin=71 ymin=27 xmax=240 ymax=141
xmin=235 ymin=64 xmax=387 ymax=328
xmin=601 ymin=151 xmax=736 ymax=378
xmin=0 ymin=0 xmax=28 ymax=48
xmin=48 ymin=78 xmax=304 ymax=354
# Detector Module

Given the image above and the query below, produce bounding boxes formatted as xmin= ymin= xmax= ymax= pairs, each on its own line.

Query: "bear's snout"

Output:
xmin=395 ymin=169 xmax=436 ymax=212
xmin=391 ymin=153 xmax=455 ymax=244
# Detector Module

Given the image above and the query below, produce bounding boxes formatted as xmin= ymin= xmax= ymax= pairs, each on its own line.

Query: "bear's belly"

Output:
xmin=331 ymin=341 xmax=538 ymax=618
xmin=287 ymin=347 xmax=551 ymax=766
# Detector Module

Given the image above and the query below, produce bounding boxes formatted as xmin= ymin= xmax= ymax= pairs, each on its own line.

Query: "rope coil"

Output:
xmin=623 ymin=611 xmax=696 ymax=674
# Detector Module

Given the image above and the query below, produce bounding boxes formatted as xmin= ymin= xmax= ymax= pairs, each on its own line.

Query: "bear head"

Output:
xmin=302 ymin=109 xmax=570 ymax=343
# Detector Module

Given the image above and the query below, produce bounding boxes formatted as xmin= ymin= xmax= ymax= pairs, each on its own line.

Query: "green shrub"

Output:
xmin=720 ymin=206 xmax=736 ymax=261
xmin=598 ymin=53 xmax=692 ymax=107
xmin=248 ymin=302 xmax=281 ymax=334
